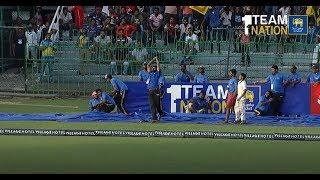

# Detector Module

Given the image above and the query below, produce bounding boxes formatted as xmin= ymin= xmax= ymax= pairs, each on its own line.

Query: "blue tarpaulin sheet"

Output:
xmin=0 ymin=112 xmax=320 ymax=127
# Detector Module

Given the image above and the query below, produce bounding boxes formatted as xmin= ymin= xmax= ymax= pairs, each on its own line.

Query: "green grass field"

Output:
xmin=0 ymin=97 xmax=320 ymax=174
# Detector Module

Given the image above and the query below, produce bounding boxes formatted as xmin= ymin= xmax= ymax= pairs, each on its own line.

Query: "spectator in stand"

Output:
xmin=123 ymin=20 xmax=137 ymax=39
xmin=193 ymin=66 xmax=208 ymax=84
xmin=284 ymin=65 xmax=301 ymax=87
xmin=119 ymin=6 xmax=132 ymax=23
xmin=164 ymin=6 xmax=178 ymax=24
xmin=202 ymin=6 xmax=223 ymax=53
xmin=94 ymin=31 xmax=111 ymax=50
xmin=180 ymin=6 xmax=194 ymax=24
xmin=101 ymin=17 xmax=115 ymax=42
xmin=116 ymin=18 xmax=126 ymax=37
xmin=77 ymin=29 xmax=89 ymax=75
xmin=240 ymin=29 xmax=251 ymax=66
xmin=132 ymin=17 xmax=145 ymax=42
xmin=39 ymin=21 xmax=50 ymax=42
xmin=25 ymin=24 xmax=38 ymax=60
xmin=125 ymin=6 xmax=137 ymax=15
xmin=87 ymin=6 xmax=107 ymax=26
xmin=84 ymin=18 xmax=100 ymax=43
xmin=34 ymin=6 xmax=44 ymax=25
xmin=108 ymin=7 xmax=119 ymax=25
xmin=175 ymin=64 xmax=194 ymax=83
xmin=111 ymin=29 xmax=131 ymax=75
xmin=12 ymin=28 xmax=26 ymax=74
xmin=185 ymin=27 xmax=199 ymax=57
xmin=138 ymin=62 xmax=149 ymax=82
xmin=279 ymin=6 xmax=291 ymax=17
xmin=232 ymin=7 xmax=244 ymax=52
xmin=192 ymin=19 xmax=201 ymax=39
xmin=59 ymin=7 xmax=73 ymax=41
xmin=306 ymin=64 xmax=320 ymax=84
xmin=220 ymin=7 xmax=232 ymax=40
xmin=179 ymin=17 xmax=192 ymax=40
xmin=131 ymin=40 xmax=148 ymax=63
xmin=38 ymin=32 xmax=56 ymax=83
xmin=149 ymin=7 xmax=164 ymax=43
xmin=164 ymin=17 xmax=179 ymax=45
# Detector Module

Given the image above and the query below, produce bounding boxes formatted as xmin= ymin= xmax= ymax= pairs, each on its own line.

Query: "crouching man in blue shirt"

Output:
xmin=185 ymin=90 xmax=212 ymax=114
xmin=255 ymin=65 xmax=286 ymax=116
xmin=254 ymin=90 xmax=274 ymax=116
xmin=89 ymin=89 xmax=116 ymax=113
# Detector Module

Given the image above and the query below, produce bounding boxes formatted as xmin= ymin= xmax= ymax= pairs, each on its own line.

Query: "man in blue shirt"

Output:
xmin=285 ymin=65 xmax=301 ymax=87
xmin=306 ymin=64 xmax=320 ymax=84
xmin=105 ymin=74 xmax=129 ymax=115
xmin=96 ymin=89 xmax=116 ymax=113
xmin=138 ymin=62 xmax=149 ymax=82
xmin=175 ymin=64 xmax=194 ymax=83
xmin=224 ymin=69 xmax=237 ymax=123
xmin=202 ymin=6 xmax=223 ymax=53
xmin=185 ymin=90 xmax=211 ymax=114
xmin=146 ymin=57 xmax=164 ymax=123
xmin=255 ymin=65 xmax=286 ymax=116
xmin=254 ymin=90 xmax=274 ymax=116
xmin=89 ymin=89 xmax=116 ymax=113
xmin=193 ymin=66 xmax=209 ymax=84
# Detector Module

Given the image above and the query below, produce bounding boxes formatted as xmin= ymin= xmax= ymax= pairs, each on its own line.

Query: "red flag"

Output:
xmin=73 ymin=6 xmax=84 ymax=29
xmin=310 ymin=83 xmax=320 ymax=114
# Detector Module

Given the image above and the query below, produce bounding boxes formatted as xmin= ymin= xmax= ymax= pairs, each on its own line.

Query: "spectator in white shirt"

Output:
xmin=131 ymin=40 xmax=148 ymax=63
xmin=220 ymin=7 xmax=232 ymax=41
xmin=59 ymin=7 xmax=73 ymax=41
xmin=25 ymin=24 xmax=38 ymax=60
xmin=279 ymin=6 xmax=291 ymax=17
xmin=185 ymin=27 xmax=199 ymax=55
xmin=179 ymin=17 xmax=192 ymax=40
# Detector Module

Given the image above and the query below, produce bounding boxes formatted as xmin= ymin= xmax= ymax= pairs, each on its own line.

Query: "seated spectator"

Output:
xmin=94 ymin=30 xmax=111 ymax=47
xmin=185 ymin=27 xmax=199 ymax=54
xmin=164 ymin=17 xmax=179 ymax=45
xmin=185 ymin=90 xmax=211 ymax=114
xmin=179 ymin=17 xmax=192 ymax=40
xmin=175 ymin=64 xmax=194 ymax=83
xmin=89 ymin=89 xmax=116 ymax=113
xmin=119 ymin=6 xmax=132 ymax=23
xmin=306 ymin=64 xmax=320 ymax=84
xmin=254 ymin=90 xmax=274 ymax=116
xmin=164 ymin=6 xmax=178 ymax=24
xmin=108 ymin=7 xmax=119 ymax=25
xmin=59 ymin=7 xmax=73 ymax=41
xmin=84 ymin=18 xmax=100 ymax=43
xmin=149 ymin=7 xmax=164 ymax=42
xmin=181 ymin=6 xmax=193 ymax=24
xmin=138 ymin=62 xmax=149 ymax=82
xmin=87 ymin=6 xmax=107 ymax=26
xmin=193 ymin=66 xmax=208 ymax=84
xmin=285 ymin=65 xmax=301 ymax=87
xmin=101 ymin=17 xmax=115 ymax=41
xmin=131 ymin=40 xmax=148 ymax=63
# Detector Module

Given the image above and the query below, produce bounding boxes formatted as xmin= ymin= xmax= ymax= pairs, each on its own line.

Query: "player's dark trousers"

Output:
xmin=270 ymin=92 xmax=284 ymax=116
xmin=148 ymin=89 xmax=163 ymax=120
xmin=114 ymin=90 xmax=128 ymax=114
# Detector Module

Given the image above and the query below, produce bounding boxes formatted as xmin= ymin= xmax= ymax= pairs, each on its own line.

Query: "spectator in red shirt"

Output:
xmin=116 ymin=18 xmax=127 ymax=37
xmin=125 ymin=6 xmax=137 ymax=15
xmin=164 ymin=17 xmax=179 ymax=45
xmin=108 ymin=7 xmax=119 ymax=25
xmin=124 ymin=21 xmax=137 ymax=38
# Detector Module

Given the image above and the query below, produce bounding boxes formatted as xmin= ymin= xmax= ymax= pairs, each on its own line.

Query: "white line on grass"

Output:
xmin=0 ymin=101 xmax=79 ymax=109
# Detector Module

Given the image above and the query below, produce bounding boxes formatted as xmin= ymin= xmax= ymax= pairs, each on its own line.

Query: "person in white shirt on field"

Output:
xmin=25 ymin=24 xmax=38 ymax=60
xmin=234 ymin=73 xmax=247 ymax=124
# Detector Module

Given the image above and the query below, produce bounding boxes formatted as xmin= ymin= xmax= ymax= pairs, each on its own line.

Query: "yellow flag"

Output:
xmin=189 ymin=6 xmax=211 ymax=15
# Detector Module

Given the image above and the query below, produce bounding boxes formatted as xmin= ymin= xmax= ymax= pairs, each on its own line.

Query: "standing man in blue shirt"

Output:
xmin=105 ymin=74 xmax=129 ymax=115
xmin=306 ymin=64 xmax=320 ymax=84
xmin=193 ymin=66 xmax=209 ymax=84
xmin=255 ymin=65 xmax=286 ymax=116
xmin=146 ymin=57 xmax=164 ymax=123
xmin=138 ymin=62 xmax=149 ymax=82
xmin=201 ymin=6 xmax=223 ymax=54
xmin=175 ymin=64 xmax=194 ymax=83
xmin=285 ymin=65 xmax=301 ymax=87
xmin=224 ymin=69 xmax=237 ymax=123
